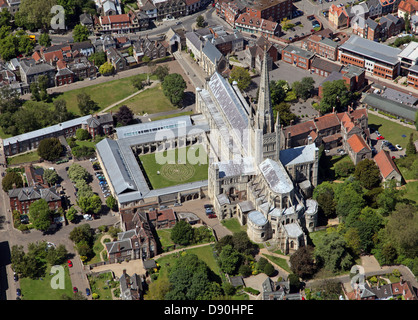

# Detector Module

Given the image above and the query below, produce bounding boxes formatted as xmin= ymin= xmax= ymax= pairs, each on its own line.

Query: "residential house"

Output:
xmin=71 ymin=41 xmax=95 ymax=57
xmin=345 ymin=133 xmax=372 ymax=165
xmin=152 ymin=0 xmax=187 ymax=20
xmin=55 ymin=64 xmax=75 ymax=87
xmin=329 ymin=4 xmax=351 ymax=29
xmin=92 ymin=35 xmax=117 ymax=52
xmin=24 ymin=165 xmax=48 ymax=188
xmin=234 ymin=13 xmax=281 ymax=38
xmin=137 ymin=0 xmax=157 ymax=19
xmin=352 ymin=17 xmax=383 ymax=41
xmin=85 ymin=113 xmax=114 ymax=138
xmin=99 ymin=12 xmax=140 ymax=34
xmin=185 ymin=0 xmax=201 ymax=15
xmin=398 ymin=0 xmax=418 ymax=17
xmin=366 ymin=0 xmax=383 ymax=18
xmin=106 ymin=47 xmax=127 ymax=72
xmin=68 ymin=57 xmax=97 ymax=80
xmin=348 ymin=278 xmax=417 ymax=300
xmin=105 ymin=222 xmax=157 ymax=263
xmin=80 ymin=13 xmax=94 ymax=30
xmin=379 ymin=14 xmax=404 ymax=38
xmin=374 ymin=149 xmax=403 ymax=187
xmin=147 ymin=208 xmax=177 ymax=229
xmin=262 ymin=277 xmax=302 ymax=300
xmin=217 ymin=0 xmax=246 ymax=27
xmin=281 ymin=45 xmax=315 ymax=70
xmin=19 ymin=59 xmax=56 ymax=87
xmin=9 ymin=186 xmax=62 ymax=215
xmin=132 ymin=36 xmax=167 ymax=62
xmin=119 ymin=270 xmax=145 ymax=300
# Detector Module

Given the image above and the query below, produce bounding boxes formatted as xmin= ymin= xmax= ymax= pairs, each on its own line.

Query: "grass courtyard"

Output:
xmin=138 ymin=145 xmax=208 ymax=189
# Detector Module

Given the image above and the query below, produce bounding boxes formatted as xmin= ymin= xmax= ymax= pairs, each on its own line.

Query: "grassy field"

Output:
xmin=262 ymin=254 xmax=291 ymax=273
xmin=48 ymin=73 xmax=157 ymax=116
xmin=156 ymin=229 xmax=175 ymax=248
xmin=221 ymin=218 xmax=247 ymax=233
xmin=139 ymin=145 xmax=208 ymax=189
xmin=109 ymin=84 xmax=178 ymax=115
xmin=368 ymin=113 xmax=418 ymax=148
xmin=402 ymin=181 xmax=418 ymax=203
xmin=19 ymin=264 xmax=73 ymax=300
xmin=7 ymin=151 xmax=40 ymax=165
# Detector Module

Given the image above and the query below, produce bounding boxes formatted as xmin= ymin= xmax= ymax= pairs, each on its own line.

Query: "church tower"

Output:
xmin=256 ymin=48 xmax=274 ymax=134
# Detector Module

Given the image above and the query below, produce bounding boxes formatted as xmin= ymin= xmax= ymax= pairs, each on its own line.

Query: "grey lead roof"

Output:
xmin=279 ymin=143 xmax=318 ymax=167
xmin=202 ymin=40 xmax=222 ymax=64
xmin=259 ymin=158 xmax=294 ymax=194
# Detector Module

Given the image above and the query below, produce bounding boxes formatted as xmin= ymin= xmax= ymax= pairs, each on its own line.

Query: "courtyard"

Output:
xmin=138 ymin=145 xmax=209 ymax=189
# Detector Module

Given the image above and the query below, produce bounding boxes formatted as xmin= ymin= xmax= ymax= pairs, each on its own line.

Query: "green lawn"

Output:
xmin=48 ymin=73 xmax=157 ymax=116
xmin=221 ymin=218 xmax=247 ymax=233
xmin=368 ymin=113 xmax=418 ymax=148
xmin=402 ymin=181 xmax=418 ymax=203
xmin=157 ymin=229 xmax=175 ymax=248
xmin=109 ymin=83 xmax=179 ymax=115
xmin=19 ymin=264 xmax=73 ymax=300
xmin=7 ymin=151 xmax=40 ymax=165
xmin=139 ymin=145 xmax=208 ymax=189
xmin=262 ymin=254 xmax=291 ymax=273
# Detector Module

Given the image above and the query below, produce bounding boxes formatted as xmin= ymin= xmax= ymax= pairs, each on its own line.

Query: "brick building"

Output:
xmin=9 ymin=186 xmax=62 ymax=215
xmin=281 ymin=45 xmax=315 ymax=70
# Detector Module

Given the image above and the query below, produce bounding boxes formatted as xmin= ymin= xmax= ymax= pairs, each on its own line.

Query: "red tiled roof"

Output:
xmin=284 ymin=120 xmax=316 ymax=137
xmin=32 ymin=51 xmax=42 ymax=62
xmin=101 ymin=14 xmax=131 ymax=25
xmin=329 ymin=4 xmax=348 ymax=17
xmin=43 ymin=50 xmax=64 ymax=63
xmin=347 ymin=133 xmax=369 ymax=153
xmin=235 ymin=12 xmax=278 ymax=32
xmin=374 ymin=149 xmax=401 ymax=178
xmin=314 ymin=113 xmax=340 ymax=131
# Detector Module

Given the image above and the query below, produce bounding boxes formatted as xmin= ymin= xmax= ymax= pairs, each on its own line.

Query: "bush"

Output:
xmin=264 ymin=262 xmax=275 ymax=276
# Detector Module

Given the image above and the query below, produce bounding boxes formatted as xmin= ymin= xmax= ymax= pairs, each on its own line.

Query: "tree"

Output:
xmin=88 ymin=51 xmax=106 ymax=67
xmin=73 ymin=24 xmax=90 ymax=42
xmin=67 ymin=163 xmax=91 ymax=183
xmin=354 ymin=159 xmax=381 ymax=190
xmin=66 ymin=206 xmax=78 ymax=222
xmin=196 ymin=15 xmax=205 ymax=28
xmin=334 ymin=160 xmax=355 ymax=178
xmin=114 ymin=105 xmax=134 ymax=126
xmin=16 ymin=0 xmax=57 ymax=30
xmin=231 ymin=231 xmax=255 ymax=255
xmin=77 ymin=194 xmax=102 ymax=214
xmin=334 ymin=180 xmax=366 ymax=220
xmin=273 ymin=102 xmax=297 ymax=127
xmin=405 ymin=13 xmax=411 ymax=34
xmin=69 ymin=223 xmax=93 ymax=245
xmin=28 ymin=199 xmax=52 ymax=231
xmin=406 ymin=133 xmax=417 ymax=156
xmin=77 ymin=92 xmax=98 ymax=115
xmin=290 ymin=246 xmax=317 ymax=279
xmin=105 ymin=195 xmax=117 ymax=211
xmin=0 ymin=8 xmax=11 ymax=28
xmin=313 ymin=182 xmax=336 ymax=218
xmin=270 ymin=80 xmax=287 ymax=106
xmin=314 ymin=230 xmax=355 ymax=272
xmin=263 ymin=262 xmax=275 ymax=276
xmin=2 ymin=171 xmax=23 ymax=192
xmin=218 ymin=244 xmax=241 ymax=275
xmin=53 ymin=99 xmax=72 ymax=123
xmin=39 ymin=32 xmax=51 ymax=47
xmin=292 ymin=77 xmax=315 ymax=100
xmin=170 ymin=220 xmax=194 ymax=245
xmin=37 ymin=137 xmax=63 ymax=161
xmin=131 ymin=76 xmax=144 ymax=91
xmin=43 ymin=168 xmax=60 ymax=185
xmin=75 ymin=128 xmax=89 ymax=141
xmin=162 ymin=73 xmax=187 ymax=107
xmin=153 ymin=65 xmax=170 ymax=82
xmin=319 ymin=80 xmax=352 ymax=114
xmin=229 ymin=66 xmax=251 ymax=91
xmin=99 ymin=61 xmax=114 ymax=76
xmin=46 ymin=244 xmax=68 ymax=265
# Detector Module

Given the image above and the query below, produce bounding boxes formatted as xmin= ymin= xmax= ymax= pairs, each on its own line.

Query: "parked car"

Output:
xmin=14 ymin=273 xmax=18 ymax=282
xmin=86 ymin=288 xmax=91 ymax=296
xmin=376 ymin=135 xmax=385 ymax=140
xmin=16 ymin=288 xmax=21 ymax=297
xmin=208 ymin=214 xmax=217 ymax=219
xmin=73 ymin=287 xmax=78 ymax=293
xmin=395 ymin=144 xmax=402 ymax=150
xmin=205 ymin=207 xmax=214 ymax=215
xmin=68 ymin=260 xmax=73 ymax=268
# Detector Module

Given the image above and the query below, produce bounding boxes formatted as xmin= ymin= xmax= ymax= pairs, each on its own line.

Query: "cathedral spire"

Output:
xmin=256 ymin=47 xmax=274 ymax=134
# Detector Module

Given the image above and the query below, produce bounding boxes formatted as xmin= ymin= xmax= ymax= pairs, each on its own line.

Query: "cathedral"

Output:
xmin=195 ymin=50 xmax=319 ymax=254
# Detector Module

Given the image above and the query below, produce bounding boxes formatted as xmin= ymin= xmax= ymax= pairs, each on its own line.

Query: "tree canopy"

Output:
xmin=319 ymin=80 xmax=352 ymax=114
xmin=2 ymin=171 xmax=24 ymax=192
xmin=37 ymin=137 xmax=63 ymax=161
xmin=229 ymin=66 xmax=251 ymax=91
xmin=162 ymin=73 xmax=186 ymax=107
